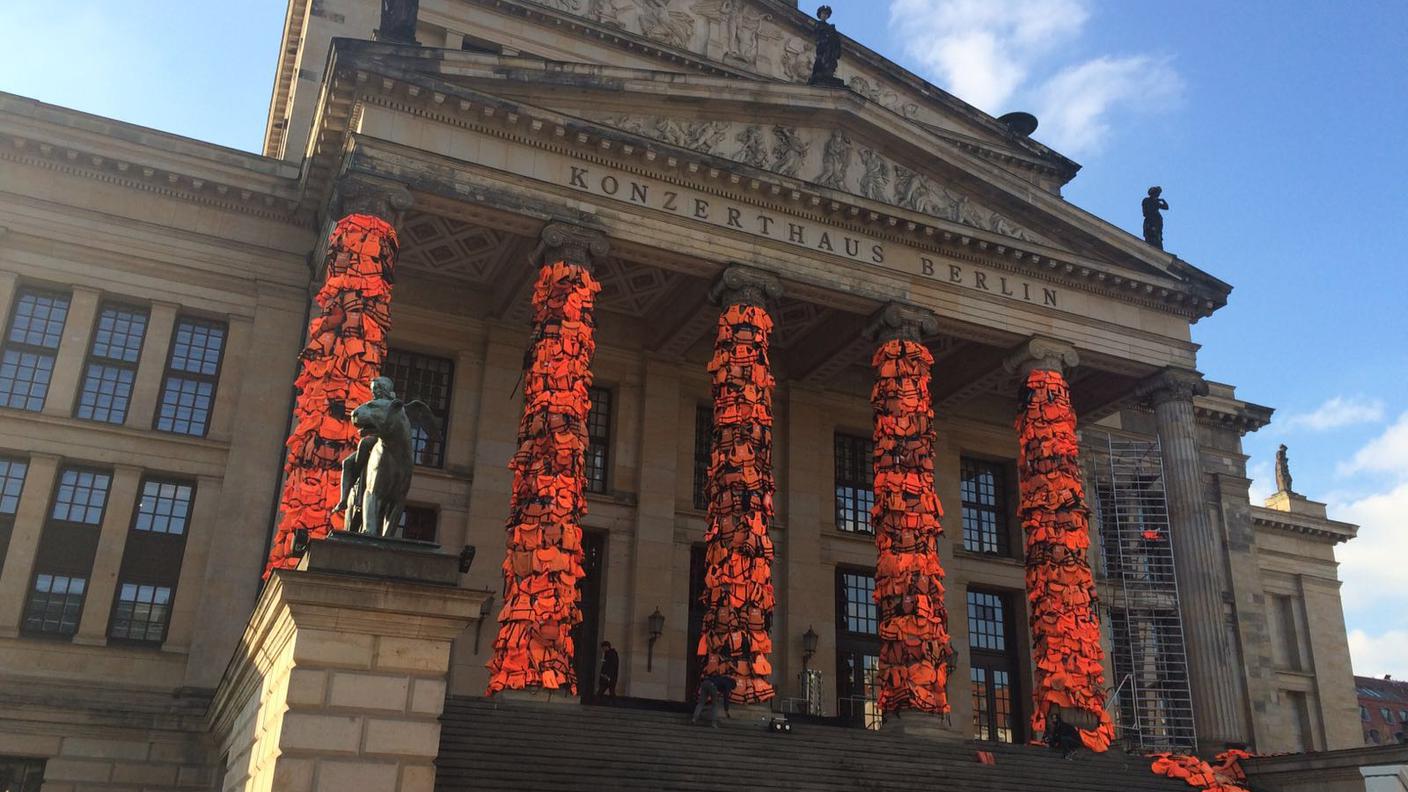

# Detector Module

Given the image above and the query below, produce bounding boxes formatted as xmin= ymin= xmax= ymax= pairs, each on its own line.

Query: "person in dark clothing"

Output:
xmin=598 ymin=642 xmax=619 ymax=700
xmin=691 ymin=674 xmax=737 ymax=727
xmin=1045 ymin=709 xmax=1083 ymax=760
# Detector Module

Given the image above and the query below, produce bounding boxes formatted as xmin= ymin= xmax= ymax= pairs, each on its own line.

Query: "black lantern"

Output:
xmin=802 ymin=625 xmax=819 ymax=669
xmin=647 ymin=606 xmax=665 ymax=671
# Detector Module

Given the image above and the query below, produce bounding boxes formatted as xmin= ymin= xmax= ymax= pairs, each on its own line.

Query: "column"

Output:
xmin=1005 ymin=336 xmax=1115 ymax=751
xmin=865 ymin=303 xmax=954 ymax=726
xmin=265 ymin=178 xmax=413 ymax=575
xmin=125 ymin=300 xmax=178 ymax=430
xmin=1138 ymin=367 xmax=1247 ymax=748
xmin=41 ymin=284 xmax=99 ymax=418
xmin=486 ymin=223 xmax=607 ymax=698
xmin=73 ymin=464 xmax=143 ymax=645
xmin=699 ymin=265 xmax=781 ymax=705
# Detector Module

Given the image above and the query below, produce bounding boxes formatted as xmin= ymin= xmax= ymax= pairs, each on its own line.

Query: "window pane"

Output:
xmin=23 ymin=573 xmax=86 ymax=636
xmin=834 ymin=433 xmax=874 ymax=534
xmin=155 ymin=376 xmax=214 ymax=436
xmin=383 ymin=348 xmax=454 ymax=468
xmin=7 ymin=289 xmax=70 ymax=348
xmin=134 ymin=479 xmax=195 ymax=535
xmin=90 ymin=304 xmax=148 ymax=363
xmin=0 ymin=348 xmax=56 ymax=411
xmin=155 ymin=317 xmax=225 ymax=437
xmin=108 ymin=581 xmax=173 ymax=643
xmin=838 ymin=571 xmax=877 ymax=635
xmin=585 ymin=387 xmax=611 ymax=493
xmin=399 ymin=505 xmax=438 ymax=542
xmin=169 ymin=318 xmax=225 ymax=375
xmin=972 ymin=666 xmax=992 ymax=741
xmin=967 ymin=590 xmax=1007 ymax=652
xmin=961 ymin=458 xmax=1009 ymax=554
xmin=51 ymin=469 xmax=111 ymax=525
xmin=0 ymin=456 xmax=29 ymax=515
xmin=75 ymin=362 xmax=136 ymax=423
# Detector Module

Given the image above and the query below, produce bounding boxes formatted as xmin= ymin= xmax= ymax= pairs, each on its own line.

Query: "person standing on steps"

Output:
xmin=597 ymin=641 xmax=620 ymax=701
xmin=690 ymin=674 xmax=737 ymax=727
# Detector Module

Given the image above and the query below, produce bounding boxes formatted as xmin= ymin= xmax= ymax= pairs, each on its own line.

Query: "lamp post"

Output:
xmin=647 ymin=606 xmax=665 ymax=671
xmin=802 ymin=626 xmax=818 ymax=670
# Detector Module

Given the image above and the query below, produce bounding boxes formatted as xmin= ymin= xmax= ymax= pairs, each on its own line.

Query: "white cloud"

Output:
xmin=887 ymin=0 xmax=1182 ymax=157
xmin=1339 ymin=411 xmax=1408 ymax=476
xmin=1334 ymin=479 xmax=1408 ymax=616
xmin=1349 ymin=629 xmax=1408 ymax=680
xmin=1281 ymin=395 xmax=1386 ymax=432
xmin=1247 ymin=460 xmax=1273 ymax=505
xmin=1034 ymin=55 xmax=1183 ymax=155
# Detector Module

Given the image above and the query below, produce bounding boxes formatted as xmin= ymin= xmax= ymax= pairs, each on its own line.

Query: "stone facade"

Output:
xmin=0 ymin=0 xmax=1368 ymax=786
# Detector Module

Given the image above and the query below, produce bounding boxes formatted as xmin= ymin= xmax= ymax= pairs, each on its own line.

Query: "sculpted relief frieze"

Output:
xmin=586 ymin=113 xmax=1040 ymax=242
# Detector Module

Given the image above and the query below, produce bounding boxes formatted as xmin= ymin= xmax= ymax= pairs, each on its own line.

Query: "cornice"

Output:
xmin=315 ymin=54 xmax=1223 ymax=321
xmin=1250 ymin=506 xmax=1357 ymax=545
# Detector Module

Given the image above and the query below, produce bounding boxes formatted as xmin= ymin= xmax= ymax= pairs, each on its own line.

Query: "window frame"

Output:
xmin=73 ymin=301 xmax=149 ymax=424
xmin=959 ymin=456 xmax=1013 ymax=556
xmin=584 ymin=385 xmax=613 ymax=495
xmin=22 ymin=465 xmax=113 ymax=639
xmin=0 ymin=454 xmax=29 ymax=575
xmin=383 ymin=347 xmax=455 ymax=468
xmin=0 ymin=286 xmax=71 ymax=413
xmin=399 ymin=503 xmax=439 ymax=543
xmin=153 ymin=315 xmax=228 ymax=437
xmin=833 ymin=431 xmax=875 ymax=535
xmin=106 ymin=476 xmax=196 ymax=647
xmin=692 ymin=403 xmax=712 ymax=511
xmin=835 ymin=567 xmax=878 ymax=637
xmin=967 ymin=586 xmax=1022 ymax=743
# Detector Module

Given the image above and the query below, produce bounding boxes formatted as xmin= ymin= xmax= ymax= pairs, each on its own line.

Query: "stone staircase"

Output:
xmin=436 ymin=696 xmax=1185 ymax=791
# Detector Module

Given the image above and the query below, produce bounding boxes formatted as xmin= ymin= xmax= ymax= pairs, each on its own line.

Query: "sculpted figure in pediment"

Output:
xmin=656 ymin=118 xmax=729 ymax=154
xmin=770 ymin=127 xmax=809 ymax=177
xmin=544 ymin=0 xmax=583 ymax=10
xmin=735 ymin=125 xmax=769 ymax=168
xmin=859 ymin=148 xmax=890 ymax=201
xmin=816 ymin=129 xmax=852 ymax=190
xmin=781 ymin=38 xmax=815 ymax=82
xmin=639 ymin=0 xmax=697 ymax=48
xmin=588 ymin=0 xmax=625 ymax=25
xmin=693 ymin=0 xmax=774 ymax=65
xmin=893 ymin=164 xmax=958 ymax=219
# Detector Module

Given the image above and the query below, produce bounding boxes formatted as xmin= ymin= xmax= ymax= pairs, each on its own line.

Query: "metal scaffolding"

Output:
xmin=1083 ymin=432 xmax=1198 ymax=752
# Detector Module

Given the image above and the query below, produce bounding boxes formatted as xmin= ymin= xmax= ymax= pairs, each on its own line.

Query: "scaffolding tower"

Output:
xmin=1083 ymin=432 xmax=1198 ymax=752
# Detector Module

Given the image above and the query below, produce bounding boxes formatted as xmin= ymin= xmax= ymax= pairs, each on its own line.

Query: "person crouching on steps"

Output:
xmin=690 ymin=674 xmax=737 ymax=727
xmin=597 ymin=641 xmax=619 ymax=701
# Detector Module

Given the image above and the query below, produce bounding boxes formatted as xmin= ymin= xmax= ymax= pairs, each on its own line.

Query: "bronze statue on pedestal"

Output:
xmin=335 ymin=376 xmax=439 ymax=538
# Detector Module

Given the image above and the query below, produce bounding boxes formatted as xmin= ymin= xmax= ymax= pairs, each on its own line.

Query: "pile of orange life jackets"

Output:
xmin=1149 ymin=749 xmax=1254 ymax=792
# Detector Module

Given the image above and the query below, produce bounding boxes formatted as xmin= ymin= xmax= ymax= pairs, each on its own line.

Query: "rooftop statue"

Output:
xmin=335 ymin=376 xmax=441 ymax=539
xmin=1275 ymin=443 xmax=1295 ymax=495
xmin=1142 ymin=186 xmax=1169 ymax=249
xmin=808 ymin=6 xmax=845 ymax=87
xmin=379 ymin=0 xmax=420 ymax=44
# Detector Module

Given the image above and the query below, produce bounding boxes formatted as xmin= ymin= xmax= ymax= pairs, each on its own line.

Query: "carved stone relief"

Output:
xmin=582 ymin=112 xmax=1039 ymax=242
xmin=692 ymin=0 xmax=779 ymax=67
xmin=847 ymin=75 xmax=920 ymax=120
xmin=638 ymin=0 xmax=696 ymax=48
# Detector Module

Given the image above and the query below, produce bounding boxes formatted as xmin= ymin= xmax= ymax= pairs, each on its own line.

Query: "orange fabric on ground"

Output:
xmin=265 ymin=213 xmax=397 ymax=577
xmin=1015 ymin=369 xmax=1115 ymax=751
xmin=699 ymin=304 xmax=776 ymax=704
xmin=1148 ymin=749 xmax=1253 ymax=792
xmin=486 ymin=261 xmax=601 ymax=696
xmin=871 ymin=339 xmax=952 ymax=714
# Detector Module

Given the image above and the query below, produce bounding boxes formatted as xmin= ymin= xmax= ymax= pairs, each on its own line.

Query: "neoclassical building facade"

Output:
xmin=0 ymin=0 xmax=1364 ymax=787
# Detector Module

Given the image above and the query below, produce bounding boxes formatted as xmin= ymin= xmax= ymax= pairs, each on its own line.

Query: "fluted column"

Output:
xmin=699 ymin=265 xmax=781 ymax=705
xmin=487 ymin=223 xmax=608 ymax=697
xmin=864 ymin=303 xmax=954 ymax=724
xmin=266 ymin=178 xmax=413 ymax=575
xmin=1005 ymin=336 xmax=1114 ymax=751
xmin=1138 ymin=367 xmax=1247 ymax=749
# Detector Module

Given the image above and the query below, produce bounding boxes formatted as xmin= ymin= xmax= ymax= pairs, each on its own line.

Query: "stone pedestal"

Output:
xmin=880 ymin=711 xmax=964 ymax=742
xmin=209 ymin=535 xmax=487 ymax=792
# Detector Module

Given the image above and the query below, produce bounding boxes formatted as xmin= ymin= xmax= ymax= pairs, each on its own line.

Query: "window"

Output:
xmin=154 ymin=316 xmax=226 ymax=436
xmin=1270 ymin=594 xmax=1305 ymax=671
xmin=75 ymin=303 xmax=148 ymax=423
xmin=837 ymin=570 xmax=877 ymax=635
xmin=23 ymin=467 xmax=110 ymax=638
xmin=0 ymin=456 xmax=28 ymax=573
xmin=1362 ymin=705 xmax=1371 ymax=721
xmin=834 ymin=433 xmax=874 ymax=534
xmin=400 ymin=504 xmax=438 ymax=543
xmin=107 ymin=478 xmax=195 ymax=645
xmin=0 ymin=756 xmax=46 ymax=791
xmin=383 ymin=348 xmax=454 ymax=467
xmin=960 ymin=457 xmax=1009 ymax=555
xmin=1369 ymin=729 xmax=1381 ymax=744
xmin=1384 ymin=708 xmax=1395 ymax=723
xmin=693 ymin=404 xmax=712 ymax=510
xmin=0 ymin=287 xmax=70 ymax=411
xmin=1400 ymin=710 xmax=1407 ymax=723
xmin=585 ymin=387 xmax=612 ymax=494
xmin=968 ymin=588 xmax=1020 ymax=743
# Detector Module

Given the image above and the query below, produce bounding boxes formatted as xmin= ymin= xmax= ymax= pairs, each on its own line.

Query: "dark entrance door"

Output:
xmin=685 ymin=543 xmax=706 ymax=704
xmin=835 ymin=568 xmax=880 ymax=728
xmin=573 ymin=531 xmax=605 ymax=704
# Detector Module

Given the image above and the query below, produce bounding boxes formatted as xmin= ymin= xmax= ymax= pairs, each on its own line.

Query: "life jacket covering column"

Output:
xmin=866 ymin=304 xmax=953 ymax=715
xmin=1008 ymin=339 xmax=1115 ymax=751
xmin=266 ymin=185 xmax=409 ymax=577
xmin=698 ymin=266 xmax=782 ymax=704
xmin=487 ymin=224 xmax=608 ymax=696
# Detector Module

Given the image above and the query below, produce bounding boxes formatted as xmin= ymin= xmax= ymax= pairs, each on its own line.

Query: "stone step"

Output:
xmin=435 ymin=697 xmax=1181 ymax=792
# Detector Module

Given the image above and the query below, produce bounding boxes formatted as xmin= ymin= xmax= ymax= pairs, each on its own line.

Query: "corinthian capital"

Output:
xmin=535 ymin=223 xmax=610 ymax=271
xmin=1003 ymin=336 xmax=1080 ymax=377
xmin=336 ymin=177 xmax=414 ymax=224
xmin=709 ymin=264 xmax=783 ymax=308
xmin=1136 ymin=367 xmax=1209 ymax=407
xmin=864 ymin=302 xmax=939 ymax=344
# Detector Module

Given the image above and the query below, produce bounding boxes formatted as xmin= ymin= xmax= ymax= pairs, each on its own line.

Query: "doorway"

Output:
xmin=572 ymin=531 xmax=606 ymax=704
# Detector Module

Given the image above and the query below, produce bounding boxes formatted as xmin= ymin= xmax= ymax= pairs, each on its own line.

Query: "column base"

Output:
xmin=881 ymin=711 xmax=964 ymax=742
xmin=494 ymin=687 xmax=579 ymax=706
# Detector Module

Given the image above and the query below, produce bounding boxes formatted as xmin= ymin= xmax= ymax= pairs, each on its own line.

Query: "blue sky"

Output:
xmin=2 ymin=1 xmax=1405 ymax=676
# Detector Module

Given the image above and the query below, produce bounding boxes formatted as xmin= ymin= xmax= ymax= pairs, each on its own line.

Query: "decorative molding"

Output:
xmin=709 ymin=263 xmax=781 ymax=307
xmin=535 ymin=222 xmax=611 ymax=269
xmin=336 ymin=176 xmax=414 ymax=222
xmin=863 ymin=301 xmax=938 ymax=344
xmin=1136 ymin=367 xmax=1209 ymax=407
xmin=1003 ymin=335 xmax=1079 ymax=376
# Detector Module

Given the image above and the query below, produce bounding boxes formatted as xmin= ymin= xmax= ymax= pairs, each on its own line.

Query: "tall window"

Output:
xmin=960 ymin=457 xmax=1009 ymax=555
xmin=585 ymin=386 xmax=612 ymax=494
xmin=968 ymin=589 xmax=1019 ymax=742
xmin=154 ymin=317 xmax=226 ymax=436
xmin=0 ymin=456 xmax=28 ymax=573
xmin=834 ymin=433 xmax=874 ymax=534
xmin=383 ymin=348 xmax=454 ymax=468
xmin=838 ymin=571 xmax=877 ymax=635
xmin=24 ymin=467 xmax=111 ymax=638
xmin=75 ymin=303 xmax=149 ymax=423
xmin=835 ymin=568 xmax=880 ymax=730
xmin=1270 ymin=594 xmax=1306 ymax=671
xmin=108 ymin=478 xmax=194 ymax=644
xmin=693 ymin=404 xmax=712 ymax=510
xmin=0 ymin=757 xmax=46 ymax=792
xmin=399 ymin=504 xmax=438 ymax=543
xmin=0 ymin=287 xmax=70 ymax=412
